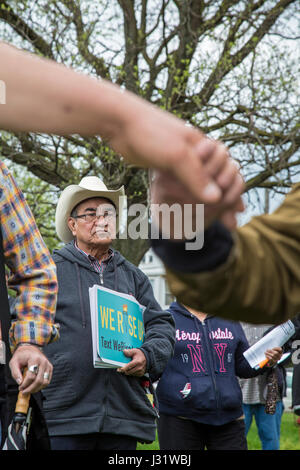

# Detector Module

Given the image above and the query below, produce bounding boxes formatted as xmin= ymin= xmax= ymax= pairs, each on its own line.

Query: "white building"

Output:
xmin=139 ymin=249 xmax=175 ymax=310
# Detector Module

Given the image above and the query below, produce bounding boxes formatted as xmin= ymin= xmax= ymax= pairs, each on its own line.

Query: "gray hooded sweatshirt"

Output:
xmin=43 ymin=242 xmax=175 ymax=443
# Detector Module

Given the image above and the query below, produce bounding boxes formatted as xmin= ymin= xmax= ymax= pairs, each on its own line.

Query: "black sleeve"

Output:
xmin=134 ymin=270 xmax=175 ymax=382
xmin=234 ymin=324 xmax=261 ymax=379
xmin=151 ymin=221 xmax=233 ymax=273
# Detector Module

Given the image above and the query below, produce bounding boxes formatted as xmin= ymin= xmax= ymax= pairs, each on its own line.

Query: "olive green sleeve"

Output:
xmin=166 ymin=184 xmax=300 ymax=325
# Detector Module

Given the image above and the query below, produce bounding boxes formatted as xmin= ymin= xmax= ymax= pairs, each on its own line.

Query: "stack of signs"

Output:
xmin=89 ymin=285 xmax=145 ymax=368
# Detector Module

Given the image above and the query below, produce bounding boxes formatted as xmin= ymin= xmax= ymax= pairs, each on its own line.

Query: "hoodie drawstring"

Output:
xmin=113 ymin=255 xmax=118 ymax=291
xmin=74 ymin=254 xmax=119 ymax=329
xmin=75 ymin=262 xmax=87 ymax=328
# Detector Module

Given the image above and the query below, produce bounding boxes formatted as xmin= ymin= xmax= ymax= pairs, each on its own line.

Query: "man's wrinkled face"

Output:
xmin=68 ymin=197 xmax=117 ymax=247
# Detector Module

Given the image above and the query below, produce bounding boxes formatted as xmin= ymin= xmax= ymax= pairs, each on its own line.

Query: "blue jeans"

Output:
xmin=243 ymin=402 xmax=284 ymax=450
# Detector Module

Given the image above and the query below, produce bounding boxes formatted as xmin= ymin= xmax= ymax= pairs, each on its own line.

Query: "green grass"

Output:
xmin=137 ymin=413 xmax=300 ymax=451
xmin=247 ymin=412 xmax=300 ymax=450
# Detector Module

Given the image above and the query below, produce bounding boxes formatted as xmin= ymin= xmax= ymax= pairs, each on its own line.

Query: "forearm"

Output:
xmin=0 ymin=42 xmax=131 ymax=140
xmin=0 ymin=42 xmax=229 ymax=205
xmin=9 ymin=266 xmax=59 ymax=350
xmin=0 ymin=42 xmax=187 ymax=168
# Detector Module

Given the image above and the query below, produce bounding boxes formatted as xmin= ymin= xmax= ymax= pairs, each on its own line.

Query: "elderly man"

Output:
xmin=42 ymin=176 xmax=175 ymax=450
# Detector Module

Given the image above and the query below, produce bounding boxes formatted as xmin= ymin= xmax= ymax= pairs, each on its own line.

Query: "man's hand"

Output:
xmin=151 ymin=139 xmax=245 ymax=233
xmin=265 ymin=347 xmax=283 ymax=367
xmin=116 ymin=349 xmax=147 ymax=377
xmin=114 ymin=108 xmax=227 ymax=205
xmin=9 ymin=344 xmax=53 ymax=395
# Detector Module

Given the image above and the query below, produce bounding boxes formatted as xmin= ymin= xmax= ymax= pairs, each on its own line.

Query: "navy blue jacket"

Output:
xmin=156 ymin=302 xmax=259 ymax=426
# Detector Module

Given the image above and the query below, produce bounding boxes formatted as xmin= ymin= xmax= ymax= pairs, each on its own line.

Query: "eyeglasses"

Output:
xmin=73 ymin=210 xmax=117 ymax=224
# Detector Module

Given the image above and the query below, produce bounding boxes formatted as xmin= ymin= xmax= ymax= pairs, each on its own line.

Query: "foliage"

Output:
xmin=0 ymin=0 xmax=299 ymax=261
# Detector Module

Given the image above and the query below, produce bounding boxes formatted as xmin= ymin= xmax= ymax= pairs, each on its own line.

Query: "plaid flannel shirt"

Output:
xmin=0 ymin=160 xmax=59 ymax=350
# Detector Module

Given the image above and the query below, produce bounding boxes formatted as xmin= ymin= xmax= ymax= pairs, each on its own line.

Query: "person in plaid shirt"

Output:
xmin=0 ymin=160 xmax=58 ymax=395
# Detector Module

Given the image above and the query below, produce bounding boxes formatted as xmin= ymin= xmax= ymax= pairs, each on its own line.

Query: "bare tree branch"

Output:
xmin=197 ymin=0 xmax=295 ymax=107
xmin=0 ymin=0 xmax=54 ymax=57
xmin=245 ymin=142 xmax=300 ymax=189
xmin=58 ymin=0 xmax=111 ymax=78
xmin=0 ymin=0 xmax=298 ymax=262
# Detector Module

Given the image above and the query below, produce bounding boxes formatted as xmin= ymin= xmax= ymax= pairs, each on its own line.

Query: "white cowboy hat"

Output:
xmin=55 ymin=176 xmax=126 ymax=243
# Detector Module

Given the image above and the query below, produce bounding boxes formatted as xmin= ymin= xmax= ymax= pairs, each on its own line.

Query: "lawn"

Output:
xmin=247 ymin=412 xmax=300 ymax=450
xmin=137 ymin=412 xmax=300 ymax=451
